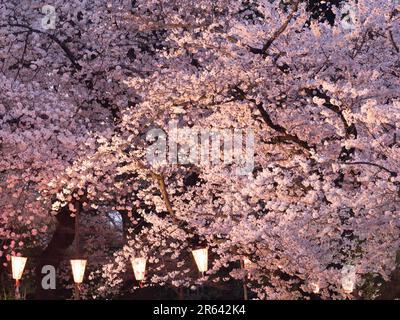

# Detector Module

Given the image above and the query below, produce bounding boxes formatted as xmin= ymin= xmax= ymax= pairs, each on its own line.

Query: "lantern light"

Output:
xmin=131 ymin=257 xmax=147 ymax=281
xmin=192 ymin=247 xmax=208 ymax=273
xmin=11 ymin=256 xmax=27 ymax=280
xmin=70 ymin=259 xmax=87 ymax=284
xmin=341 ymin=265 xmax=356 ymax=293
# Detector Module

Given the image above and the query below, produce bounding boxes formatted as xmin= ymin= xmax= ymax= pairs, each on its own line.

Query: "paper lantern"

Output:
xmin=192 ymin=248 xmax=208 ymax=273
xmin=341 ymin=265 xmax=356 ymax=293
xmin=70 ymin=259 xmax=87 ymax=284
xmin=11 ymin=256 xmax=27 ymax=280
xmin=131 ymin=257 xmax=147 ymax=281
xmin=242 ymin=257 xmax=254 ymax=270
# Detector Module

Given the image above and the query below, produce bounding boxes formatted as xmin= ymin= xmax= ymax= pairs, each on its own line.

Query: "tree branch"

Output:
xmin=135 ymin=161 xmax=202 ymax=244
xmin=3 ymin=23 xmax=81 ymax=70
xmin=341 ymin=161 xmax=397 ymax=177
xmin=302 ymin=87 xmax=357 ymax=139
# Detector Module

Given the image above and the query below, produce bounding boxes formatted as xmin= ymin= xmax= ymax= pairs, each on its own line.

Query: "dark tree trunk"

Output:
xmin=34 ymin=200 xmax=81 ymax=299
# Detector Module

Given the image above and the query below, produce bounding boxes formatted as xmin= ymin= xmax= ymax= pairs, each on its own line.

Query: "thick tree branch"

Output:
xmin=249 ymin=1 xmax=300 ymax=56
xmin=388 ymin=30 xmax=399 ymax=53
xmin=2 ymin=23 xmax=81 ymax=70
xmin=303 ymin=87 xmax=358 ymax=139
xmin=135 ymin=161 xmax=204 ymax=245
xmin=34 ymin=200 xmax=81 ymax=299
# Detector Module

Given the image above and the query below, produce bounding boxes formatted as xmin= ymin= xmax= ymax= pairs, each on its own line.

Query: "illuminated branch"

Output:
xmin=231 ymin=86 xmax=314 ymax=151
xmin=248 ymin=0 xmax=300 ymax=56
xmin=135 ymin=160 xmax=202 ymax=242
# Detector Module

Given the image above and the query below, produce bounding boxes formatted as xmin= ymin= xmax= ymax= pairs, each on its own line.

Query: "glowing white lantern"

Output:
xmin=192 ymin=248 xmax=208 ymax=273
xmin=11 ymin=256 xmax=27 ymax=280
xmin=341 ymin=265 xmax=356 ymax=293
xmin=131 ymin=257 xmax=147 ymax=281
xmin=70 ymin=259 xmax=87 ymax=284
xmin=243 ymin=257 xmax=255 ymax=270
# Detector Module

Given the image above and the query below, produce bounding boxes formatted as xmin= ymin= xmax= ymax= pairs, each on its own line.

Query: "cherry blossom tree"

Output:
xmin=0 ymin=0 xmax=399 ymax=299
